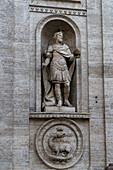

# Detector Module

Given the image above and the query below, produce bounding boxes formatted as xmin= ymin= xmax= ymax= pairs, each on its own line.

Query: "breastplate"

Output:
xmin=52 ymin=51 xmax=66 ymax=66
xmin=51 ymin=51 xmax=67 ymax=71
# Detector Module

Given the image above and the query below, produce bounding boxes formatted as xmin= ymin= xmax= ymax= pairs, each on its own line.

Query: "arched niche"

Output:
xmin=41 ymin=20 xmax=76 ymax=110
xmin=35 ymin=15 xmax=81 ymax=112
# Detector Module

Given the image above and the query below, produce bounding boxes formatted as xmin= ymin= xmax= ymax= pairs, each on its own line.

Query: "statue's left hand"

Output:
xmin=69 ymin=54 xmax=74 ymax=62
xmin=74 ymin=54 xmax=80 ymax=59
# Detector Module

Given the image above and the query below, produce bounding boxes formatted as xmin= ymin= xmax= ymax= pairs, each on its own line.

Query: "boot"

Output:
xmin=57 ymin=99 xmax=62 ymax=107
xmin=64 ymin=83 xmax=72 ymax=107
xmin=64 ymin=98 xmax=72 ymax=107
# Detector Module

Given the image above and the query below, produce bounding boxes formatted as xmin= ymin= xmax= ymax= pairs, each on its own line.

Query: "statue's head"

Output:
xmin=54 ymin=29 xmax=63 ymax=43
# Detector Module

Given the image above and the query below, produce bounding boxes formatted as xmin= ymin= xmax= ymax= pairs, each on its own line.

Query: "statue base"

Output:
xmin=44 ymin=106 xmax=75 ymax=112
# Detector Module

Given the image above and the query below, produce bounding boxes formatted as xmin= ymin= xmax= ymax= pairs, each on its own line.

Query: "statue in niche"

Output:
xmin=42 ymin=29 xmax=80 ymax=108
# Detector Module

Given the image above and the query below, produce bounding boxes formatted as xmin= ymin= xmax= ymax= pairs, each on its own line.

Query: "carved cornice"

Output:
xmin=47 ymin=0 xmax=81 ymax=2
xmin=31 ymin=0 xmax=81 ymax=3
xmin=29 ymin=112 xmax=90 ymax=119
xmin=29 ymin=5 xmax=87 ymax=17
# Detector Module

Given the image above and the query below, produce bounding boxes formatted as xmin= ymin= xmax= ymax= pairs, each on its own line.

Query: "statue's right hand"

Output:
xmin=42 ymin=63 xmax=47 ymax=68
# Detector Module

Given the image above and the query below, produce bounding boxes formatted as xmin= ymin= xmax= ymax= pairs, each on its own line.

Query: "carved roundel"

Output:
xmin=35 ymin=119 xmax=84 ymax=169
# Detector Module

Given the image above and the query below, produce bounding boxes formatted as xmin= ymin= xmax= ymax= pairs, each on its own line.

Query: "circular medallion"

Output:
xmin=35 ymin=119 xmax=84 ymax=169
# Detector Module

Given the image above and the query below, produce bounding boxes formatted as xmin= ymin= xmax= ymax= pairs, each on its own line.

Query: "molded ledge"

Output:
xmin=88 ymin=167 xmax=105 ymax=170
xmin=29 ymin=112 xmax=90 ymax=119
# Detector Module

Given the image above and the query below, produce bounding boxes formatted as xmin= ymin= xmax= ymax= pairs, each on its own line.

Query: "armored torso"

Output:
xmin=47 ymin=44 xmax=72 ymax=83
xmin=51 ymin=51 xmax=67 ymax=71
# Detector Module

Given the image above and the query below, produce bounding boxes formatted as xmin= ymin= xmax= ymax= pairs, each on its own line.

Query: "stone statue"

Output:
xmin=42 ymin=29 xmax=80 ymax=108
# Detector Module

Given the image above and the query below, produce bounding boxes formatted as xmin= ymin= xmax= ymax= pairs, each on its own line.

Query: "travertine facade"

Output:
xmin=0 ymin=0 xmax=113 ymax=170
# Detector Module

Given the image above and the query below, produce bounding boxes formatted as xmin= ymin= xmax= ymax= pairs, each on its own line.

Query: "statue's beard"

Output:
xmin=58 ymin=39 xmax=63 ymax=43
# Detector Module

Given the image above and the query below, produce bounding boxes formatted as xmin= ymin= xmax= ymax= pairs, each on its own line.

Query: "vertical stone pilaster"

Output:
xmin=0 ymin=0 xmax=15 ymax=169
xmin=102 ymin=0 xmax=113 ymax=166
xmin=13 ymin=0 xmax=30 ymax=169
xmin=87 ymin=0 xmax=105 ymax=168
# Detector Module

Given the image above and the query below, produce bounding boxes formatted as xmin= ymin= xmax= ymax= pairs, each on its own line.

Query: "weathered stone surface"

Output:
xmin=45 ymin=106 xmax=75 ymax=112
xmin=0 ymin=0 xmax=14 ymax=169
xmin=87 ymin=0 xmax=106 ymax=169
xmin=12 ymin=2 xmax=30 ymax=170
xmin=35 ymin=119 xmax=84 ymax=169
xmin=30 ymin=118 xmax=89 ymax=170
xmin=102 ymin=0 xmax=113 ymax=166
xmin=0 ymin=0 xmax=113 ymax=169
xmin=30 ymin=112 xmax=90 ymax=119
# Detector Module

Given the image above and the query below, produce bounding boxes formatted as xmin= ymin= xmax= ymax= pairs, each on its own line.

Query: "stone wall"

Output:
xmin=0 ymin=0 xmax=113 ymax=170
xmin=102 ymin=0 xmax=113 ymax=165
xmin=0 ymin=0 xmax=14 ymax=169
xmin=87 ymin=0 xmax=105 ymax=168
xmin=13 ymin=0 xmax=30 ymax=169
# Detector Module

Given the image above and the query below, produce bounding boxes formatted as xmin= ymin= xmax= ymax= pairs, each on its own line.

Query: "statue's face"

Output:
xmin=56 ymin=32 xmax=63 ymax=43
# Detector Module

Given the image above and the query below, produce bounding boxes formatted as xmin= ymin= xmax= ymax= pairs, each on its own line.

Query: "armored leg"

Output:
xmin=64 ymin=82 xmax=72 ymax=107
xmin=55 ymin=83 xmax=62 ymax=106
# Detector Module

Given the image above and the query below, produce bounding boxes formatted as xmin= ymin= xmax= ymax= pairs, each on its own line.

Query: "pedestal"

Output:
xmin=44 ymin=106 xmax=75 ymax=113
xmin=29 ymin=112 xmax=90 ymax=170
